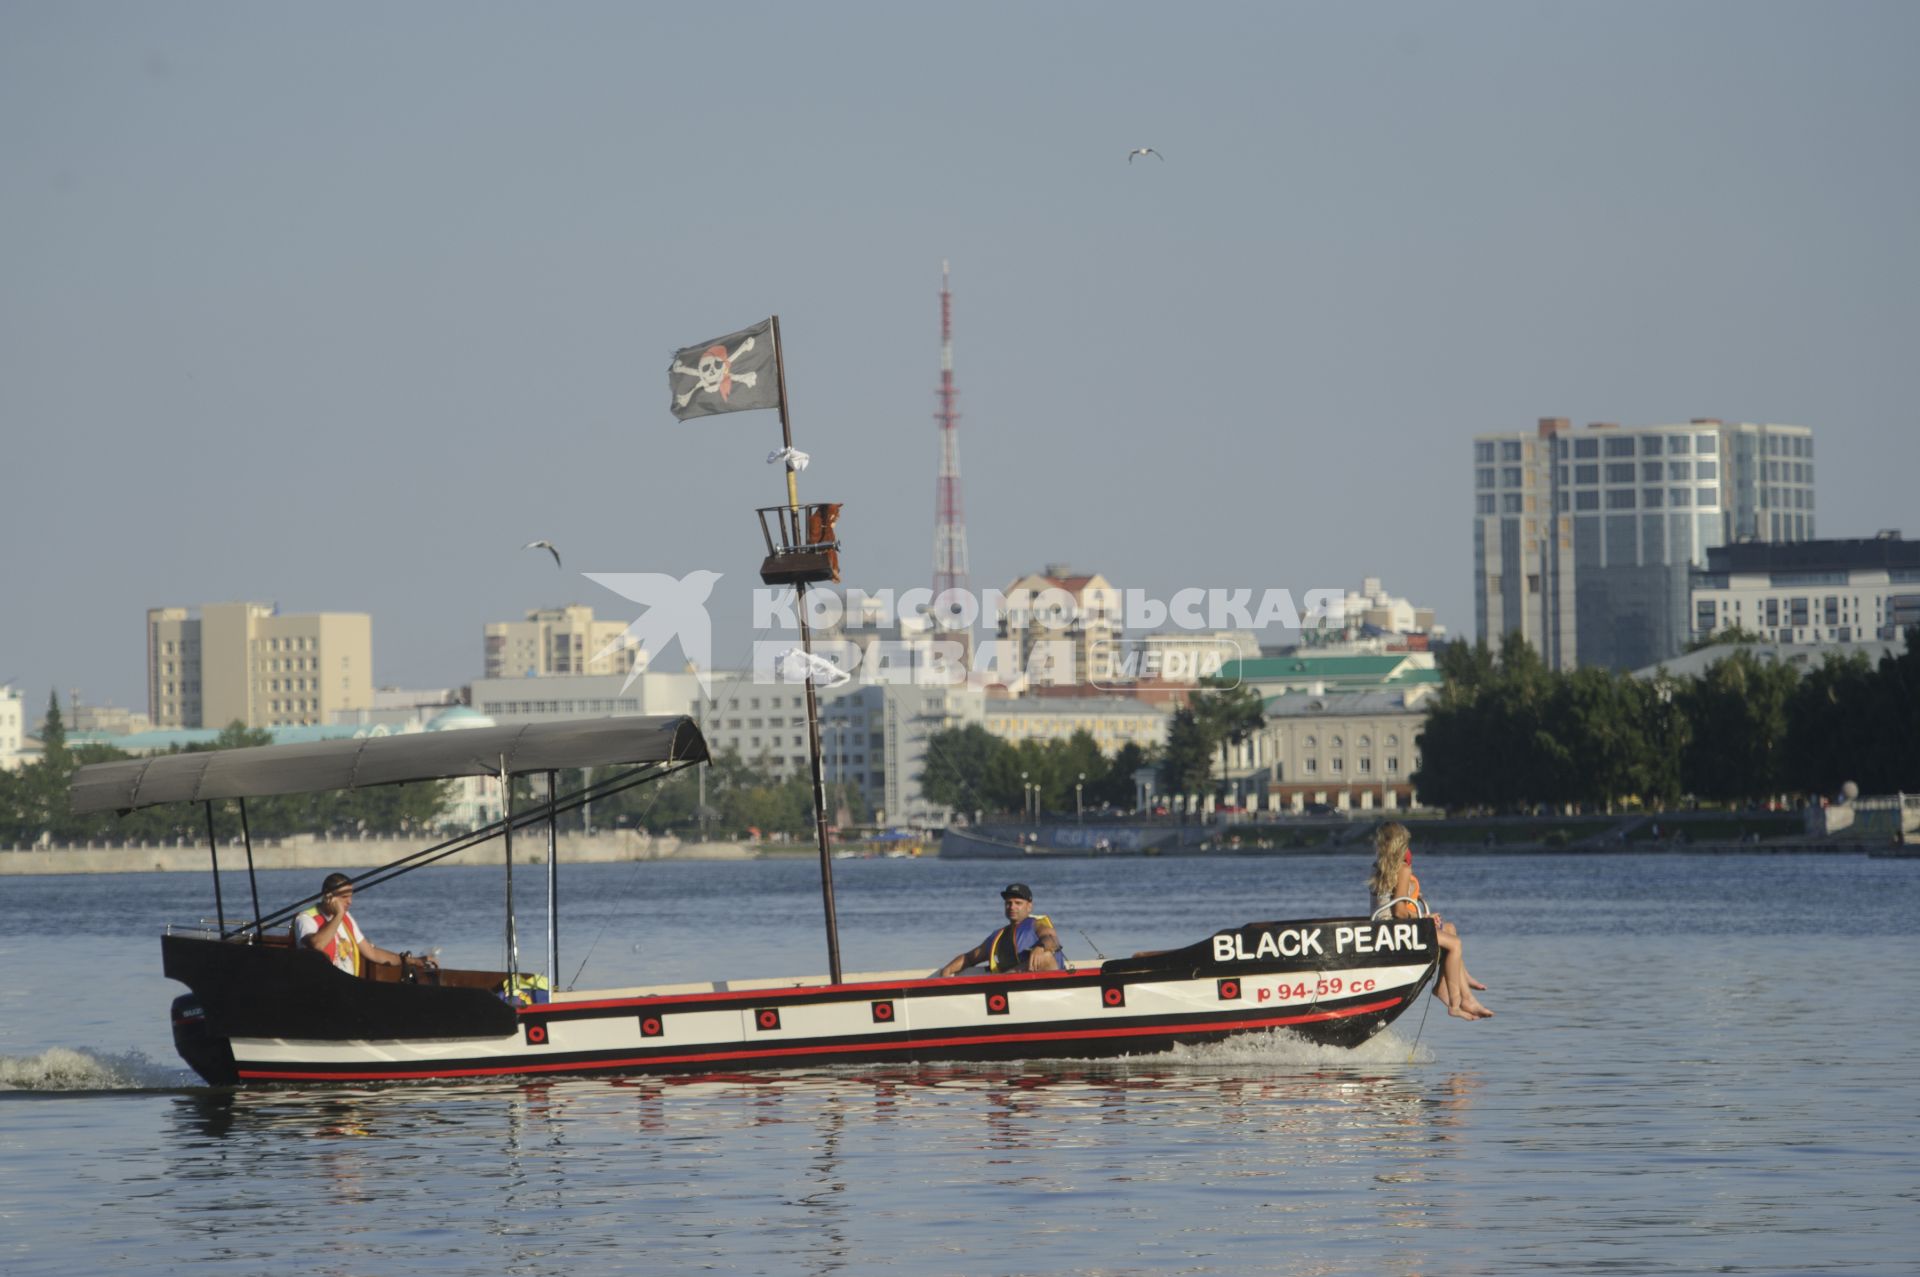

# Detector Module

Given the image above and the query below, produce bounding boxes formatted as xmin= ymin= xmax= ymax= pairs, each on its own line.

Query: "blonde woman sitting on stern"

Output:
xmin=1369 ymin=823 xmax=1492 ymax=1021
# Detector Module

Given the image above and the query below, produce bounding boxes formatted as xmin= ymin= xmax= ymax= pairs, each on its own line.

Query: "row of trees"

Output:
xmin=919 ymin=725 xmax=1149 ymax=817
xmin=0 ymin=698 xmax=449 ymax=846
xmin=549 ymin=748 xmax=869 ymax=839
xmin=919 ymin=685 xmax=1270 ymax=818
xmin=1414 ymin=629 xmax=1920 ymax=810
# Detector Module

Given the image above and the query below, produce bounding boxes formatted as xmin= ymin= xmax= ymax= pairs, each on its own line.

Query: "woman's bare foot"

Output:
xmin=1463 ymin=997 xmax=1494 ymax=1018
xmin=1447 ymin=1002 xmax=1480 ymax=1021
xmin=1468 ymin=976 xmax=1489 ymax=991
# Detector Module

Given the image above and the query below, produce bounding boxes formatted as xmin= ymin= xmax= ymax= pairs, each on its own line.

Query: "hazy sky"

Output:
xmin=4 ymin=2 xmax=1916 ymax=716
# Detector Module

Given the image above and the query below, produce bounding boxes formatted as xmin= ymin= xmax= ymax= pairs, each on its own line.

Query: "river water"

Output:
xmin=2 ymin=851 xmax=1915 ymax=1276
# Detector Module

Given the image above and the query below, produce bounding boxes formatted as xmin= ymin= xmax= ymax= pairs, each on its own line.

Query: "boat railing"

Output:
xmin=1369 ymin=896 xmax=1429 ymax=921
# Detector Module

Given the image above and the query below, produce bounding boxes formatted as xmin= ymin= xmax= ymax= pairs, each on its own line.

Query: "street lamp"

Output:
xmin=1021 ymin=771 xmax=1030 ymax=824
xmin=1076 ymin=772 xmax=1085 ymax=823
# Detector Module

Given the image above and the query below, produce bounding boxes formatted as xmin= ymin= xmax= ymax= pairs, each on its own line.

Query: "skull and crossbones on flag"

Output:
xmin=667 ymin=318 xmax=781 ymax=420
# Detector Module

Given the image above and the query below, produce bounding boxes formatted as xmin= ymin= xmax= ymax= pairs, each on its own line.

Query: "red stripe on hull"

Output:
xmin=236 ymin=996 xmax=1408 ymax=1082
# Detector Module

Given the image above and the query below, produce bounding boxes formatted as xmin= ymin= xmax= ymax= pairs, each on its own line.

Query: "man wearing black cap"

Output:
xmin=294 ymin=872 xmax=438 ymax=978
xmin=937 ymin=883 xmax=1065 ymax=976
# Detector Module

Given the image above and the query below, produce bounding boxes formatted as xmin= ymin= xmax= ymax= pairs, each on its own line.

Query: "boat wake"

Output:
xmin=0 ymin=1046 xmax=194 ymax=1092
xmin=1151 ymin=1027 xmax=1436 ymax=1068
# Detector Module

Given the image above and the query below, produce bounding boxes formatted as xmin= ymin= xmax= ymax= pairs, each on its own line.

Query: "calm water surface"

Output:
xmin=2 ymin=852 xmax=1915 ymax=1275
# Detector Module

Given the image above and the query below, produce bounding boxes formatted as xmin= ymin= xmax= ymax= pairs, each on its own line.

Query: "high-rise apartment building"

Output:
xmin=1472 ymin=418 xmax=1815 ymax=671
xmin=996 ymin=566 xmax=1122 ymax=688
xmin=483 ymin=606 xmax=641 ymax=679
xmin=147 ymin=603 xmax=373 ymax=729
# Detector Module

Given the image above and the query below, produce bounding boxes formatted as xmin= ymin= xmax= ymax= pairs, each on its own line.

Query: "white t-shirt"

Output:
xmin=294 ymin=910 xmax=368 ymax=976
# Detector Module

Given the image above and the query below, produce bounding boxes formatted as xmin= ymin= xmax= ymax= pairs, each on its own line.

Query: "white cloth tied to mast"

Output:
xmin=767 ymin=446 xmax=810 ymax=472
xmin=777 ymin=647 xmax=850 ymax=687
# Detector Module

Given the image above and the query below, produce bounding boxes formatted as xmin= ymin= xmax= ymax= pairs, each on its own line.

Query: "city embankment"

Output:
xmin=0 ymin=830 xmax=757 ymax=875
xmin=940 ymin=809 xmax=1904 ymax=857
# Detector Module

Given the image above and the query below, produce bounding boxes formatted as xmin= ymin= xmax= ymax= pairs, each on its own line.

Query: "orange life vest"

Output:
xmin=1392 ymin=870 xmax=1423 ymax=920
xmin=302 ymin=908 xmax=362 ymax=975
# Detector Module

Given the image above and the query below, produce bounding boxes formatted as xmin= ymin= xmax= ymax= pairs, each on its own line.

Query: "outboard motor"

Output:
xmin=170 ymin=994 xmax=238 ymax=1087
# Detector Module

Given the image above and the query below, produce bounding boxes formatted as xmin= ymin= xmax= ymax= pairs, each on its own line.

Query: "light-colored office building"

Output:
xmin=469 ymin=670 xmax=701 ymax=723
xmin=472 ymin=669 xmax=803 ymax=771
xmin=1691 ymin=531 xmax=1920 ymax=647
xmin=0 ymin=686 xmax=23 ymax=772
xmin=483 ymin=605 xmax=641 ymax=679
xmin=1473 ymin=417 xmax=1816 ymax=672
xmin=147 ymin=603 xmax=372 ymax=729
xmin=71 ymin=703 xmax=152 ymax=736
xmin=984 ymin=695 xmax=1171 ymax=756
xmin=702 ymin=676 xmax=985 ymax=828
xmin=702 ymin=673 xmax=823 ymax=779
xmin=876 ymin=682 xmax=985 ymax=828
xmin=467 ymin=669 xmax=981 ymax=828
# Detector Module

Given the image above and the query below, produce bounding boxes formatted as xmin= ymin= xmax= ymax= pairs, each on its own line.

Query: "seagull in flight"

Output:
xmin=1128 ymin=147 xmax=1163 ymax=163
xmin=523 ymin=539 xmax=562 ymax=569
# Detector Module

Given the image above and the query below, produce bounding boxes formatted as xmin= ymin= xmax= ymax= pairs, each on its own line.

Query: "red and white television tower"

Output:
xmin=932 ymin=260 xmax=972 ymax=654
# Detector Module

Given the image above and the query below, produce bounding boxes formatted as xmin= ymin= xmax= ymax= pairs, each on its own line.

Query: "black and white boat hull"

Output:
xmin=165 ymin=916 xmax=1439 ymax=1085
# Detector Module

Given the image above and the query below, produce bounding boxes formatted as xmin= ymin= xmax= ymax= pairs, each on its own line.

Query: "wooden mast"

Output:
xmin=769 ymin=315 xmax=844 ymax=984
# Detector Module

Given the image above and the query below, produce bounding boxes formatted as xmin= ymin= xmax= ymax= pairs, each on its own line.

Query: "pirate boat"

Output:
xmin=70 ymin=314 xmax=1437 ymax=1087
xmin=69 ymin=715 xmax=1439 ymax=1086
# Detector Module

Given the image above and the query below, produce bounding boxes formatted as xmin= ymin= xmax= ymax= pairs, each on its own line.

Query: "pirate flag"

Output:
xmin=667 ymin=318 xmax=781 ymax=420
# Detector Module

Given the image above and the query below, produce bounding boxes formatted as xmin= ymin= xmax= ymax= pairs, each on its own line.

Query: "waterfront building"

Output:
xmin=983 ymin=694 xmax=1172 ymax=756
xmin=467 ymin=669 xmax=980 ymax=828
xmin=1690 ymin=532 xmax=1920 ymax=646
xmin=1249 ymin=687 xmax=1435 ymax=814
xmin=483 ymin=605 xmax=641 ymax=679
xmin=147 ymin=603 xmax=372 ymax=729
xmin=1472 ymin=417 xmax=1816 ymax=672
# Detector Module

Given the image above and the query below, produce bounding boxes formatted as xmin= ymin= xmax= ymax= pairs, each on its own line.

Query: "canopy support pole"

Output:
xmin=772 ymin=313 xmax=843 ymax=986
xmin=501 ymin=761 xmax=521 ymax=980
xmin=203 ymin=801 xmax=226 ymax=934
xmin=545 ymin=769 xmax=559 ymax=991
xmin=237 ymin=798 xmax=263 ymax=938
